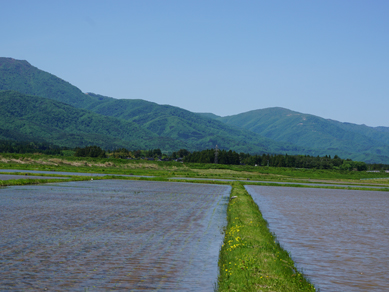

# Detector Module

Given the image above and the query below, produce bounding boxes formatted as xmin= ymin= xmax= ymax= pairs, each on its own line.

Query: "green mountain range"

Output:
xmin=0 ymin=90 xmax=185 ymax=150
xmin=81 ymin=93 xmax=309 ymax=154
xmin=199 ymin=108 xmax=389 ymax=163
xmin=0 ymin=57 xmax=305 ymax=154
xmin=1 ymin=57 xmax=388 ymax=163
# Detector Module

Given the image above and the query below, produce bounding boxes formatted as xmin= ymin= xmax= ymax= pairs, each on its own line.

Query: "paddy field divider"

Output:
xmin=217 ymin=181 xmax=316 ymax=291
xmin=0 ymin=175 xmax=97 ymax=187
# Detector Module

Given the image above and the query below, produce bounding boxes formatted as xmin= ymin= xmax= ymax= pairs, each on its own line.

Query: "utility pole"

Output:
xmin=214 ymin=145 xmax=219 ymax=164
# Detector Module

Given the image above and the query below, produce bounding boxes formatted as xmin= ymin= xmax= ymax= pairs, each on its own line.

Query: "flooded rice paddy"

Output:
xmin=0 ymin=180 xmax=230 ymax=291
xmin=246 ymin=185 xmax=389 ymax=291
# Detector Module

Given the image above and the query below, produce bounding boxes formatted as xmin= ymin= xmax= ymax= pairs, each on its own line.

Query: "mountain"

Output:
xmin=196 ymin=113 xmax=221 ymax=120
xmin=0 ymin=90 xmax=185 ymax=150
xmin=0 ymin=57 xmax=309 ymax=154
xmin=81 ymin=93 xmax=310 ymax=154
xmin=0 ymin=58 xmax=91 ymax=108
xmin=2 ymin=57 xmax=388 ymax=162
xmin=214 ymin=107 xmax=389 ymax=163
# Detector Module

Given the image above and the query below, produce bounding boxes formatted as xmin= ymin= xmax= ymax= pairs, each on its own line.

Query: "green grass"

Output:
xmin=187 ymin=162 xmax=389 ymax=180
xmin=0 ymin=176 xmax=93 ymax=187
xmin=245 ymin=181 xmax=389 ymax=192
xmin=0 ymin=153 xmax=191 ymax=177
xmin=1 ymin=153 xmax=389 ymax=186
xmin=218 ymin=182 xmax=316 ymax=291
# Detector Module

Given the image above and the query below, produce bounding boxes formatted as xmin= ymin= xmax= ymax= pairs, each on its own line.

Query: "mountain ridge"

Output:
xmin=213 ymin=107 xmax=389 ymax=163
xmin=82 ymin=93 xmax=309 ymax=154
xmin=0 ymin=57 xmax=91 ymax=107
xmin=0 ymin=90 xmax=187 ymax=150
xmin=1 ymin=57 xmax=389 ymax=163
xmin=0 ymin=57 xmax=312 ymax=155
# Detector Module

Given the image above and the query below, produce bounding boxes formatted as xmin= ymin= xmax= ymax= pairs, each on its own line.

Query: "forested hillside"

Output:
xmin=0 ymin=90 xmax=185 ymax=150
xmin=0 ymin=58 xmax=91 ymax=107
xmin=214 ymin=107 xmax=389 ymax=163
xmin=0 ymin=58 xmax=310 ymax=155
xmin=2 ymin=57 xmax=389 ymax=163
xmin=82 ymin=93 xmax=309 ymax=154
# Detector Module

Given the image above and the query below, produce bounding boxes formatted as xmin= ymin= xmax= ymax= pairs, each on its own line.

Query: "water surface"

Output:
xmin=1 ymin=180 xmax=230 ymax=291
xmin=245 ymin=186 xmax=389 ymax=291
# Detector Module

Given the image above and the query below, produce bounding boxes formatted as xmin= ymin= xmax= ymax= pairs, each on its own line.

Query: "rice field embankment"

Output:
xmin=218 ymin=182 xmax=315 ymax=291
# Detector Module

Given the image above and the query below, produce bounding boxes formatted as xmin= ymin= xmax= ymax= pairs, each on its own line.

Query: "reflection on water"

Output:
xmin=0 ymin=180 xmax=230 ymax=291
xmin=246 ymin=186 xmax=389 ymax=291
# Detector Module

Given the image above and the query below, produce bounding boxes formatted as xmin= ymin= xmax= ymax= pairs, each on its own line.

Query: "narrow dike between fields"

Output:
xmin=217 ymin=181 xmax=316 ymax=291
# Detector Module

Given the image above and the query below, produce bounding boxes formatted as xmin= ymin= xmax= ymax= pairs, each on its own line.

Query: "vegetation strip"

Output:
xmin=0 ymin=172 xmax=75 ymax=178
xmin=244 ymin=181 xmax=389 ymax=192
xmin=218 ymin=182 xmax=315 ymax=291
xmin=0 ymin=176 xmax=95 ymax=187
xmin=97 ymin=176 xmax=389 ymax=192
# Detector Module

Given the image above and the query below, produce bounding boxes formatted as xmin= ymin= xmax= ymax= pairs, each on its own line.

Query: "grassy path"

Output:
xmin=0 ymin=176 xmax=94 ymax=187
xmin=218 ymin=182 xmax=316 ymax=291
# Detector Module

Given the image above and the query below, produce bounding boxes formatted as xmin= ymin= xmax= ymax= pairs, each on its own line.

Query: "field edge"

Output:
xmin=217 ymin=182 xmax=316 ymax=291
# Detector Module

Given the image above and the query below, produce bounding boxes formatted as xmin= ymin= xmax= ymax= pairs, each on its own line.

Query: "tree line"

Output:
xmin=74 ymin=146 xmax=106 ymax=158
xmin=183 ymin=148 xmax=369 ymax=171
xmin=241 ymin=153 xmax=368 ymax=171
xmin=0 ymin=140 xmax=63 ymax=155
xmin=2 ymin=140 xmax=386 ymax=171
xmin=184 ymin=149 xmax=240 ymax=165
xmin=74 ymin=146 xmax=189 ymax=160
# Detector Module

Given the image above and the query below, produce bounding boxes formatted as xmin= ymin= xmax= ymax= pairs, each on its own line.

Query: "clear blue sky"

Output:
xmin=2 ymin=0 xmax=389 ymax=126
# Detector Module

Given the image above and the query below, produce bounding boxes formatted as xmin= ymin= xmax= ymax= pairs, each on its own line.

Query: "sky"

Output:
xmin=2 ymin=0 xmax=389 ymax=127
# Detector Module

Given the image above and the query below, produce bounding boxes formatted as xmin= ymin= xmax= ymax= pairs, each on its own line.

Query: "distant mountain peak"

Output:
xmin=0 ymin=57 xmax=92 ymax=108
xmin=0 ymin=57 xmax=31 ymax=65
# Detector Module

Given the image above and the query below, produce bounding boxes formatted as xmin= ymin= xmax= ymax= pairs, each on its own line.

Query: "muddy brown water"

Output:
xmin=245 ymin=185 xmax=389 ymax=292
xmin=0 ymin=180 xmax=230 ymax=291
